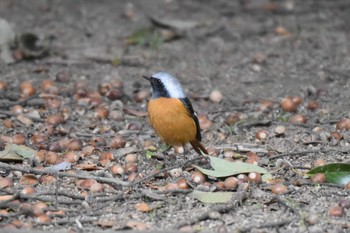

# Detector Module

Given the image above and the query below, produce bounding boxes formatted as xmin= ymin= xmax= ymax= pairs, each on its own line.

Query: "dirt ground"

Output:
xmin=0 ymin=0 xmax=350 ymax=232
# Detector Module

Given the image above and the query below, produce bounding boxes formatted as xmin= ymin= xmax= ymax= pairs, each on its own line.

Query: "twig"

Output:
xmin=0 ymin=192 xmax=82 ymax=208
xmin=35 ymin=218 xmax=96 ymax=226
xmin=0 ymin=110 xmax=44 ymax=122
xmin=0 ymin=162 xmax=129 ymax=187
xmin=34 ymin=191 xmax=85 ymax=200
xmin=236 ymin=119 xmax=271 ymax=129
xmin=214 ymin=143 xmax=268 ymax=153
xmin=2 ymin=67 xmax=48 ymax=80
xmin=323 ymin=67 xmax=350 ymax=79
xmin=238 ymin=218 xmax=295 ymax=232
xmin=273 ymin=195 xmax=301 ymax=216
xmin=175 ymin=184 xmax=250 ymax=229
xmin=269 ymin=148 xmax=350 ymax=160
xmin=0 ymin=92 xmax=41 ymax=108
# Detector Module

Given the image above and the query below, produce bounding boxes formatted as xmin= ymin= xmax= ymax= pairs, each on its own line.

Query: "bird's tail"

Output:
xmin=190 ymin=140 xmax=208 ymax=155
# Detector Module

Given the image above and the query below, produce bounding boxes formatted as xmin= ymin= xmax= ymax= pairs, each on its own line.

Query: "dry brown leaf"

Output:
xmin=19 ymin=174 xmax=38 ymax=186
xmin=97 ymin=219 xmax=115 ymax=228
xmin=74 ymin=163 xmax=102 ymax=171
xmin=17 ymin=114 xmax=33 ymax=126
xmin=0 ymin=195 xmax=14 ymax=202
xmin=123 ymin=108 xmax=148 ymax=117
xmin=126 ymin=221 xmax=150 ymax=231
xmin=135 ymin=202 xmax=152 ymax=212
xmin=274 ymin=26 xmax=290 ymax=36
xmin=0 ymin=177 xmax=14 ymax=188
xmin=77 ymin=178 xmax=97 ymax=189
xmin=46 ymin=210 xmax=65 ymax=216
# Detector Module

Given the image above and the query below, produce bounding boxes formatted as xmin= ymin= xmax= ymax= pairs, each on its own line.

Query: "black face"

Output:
xmin=143 ymin=76 xmax=170 ymax=98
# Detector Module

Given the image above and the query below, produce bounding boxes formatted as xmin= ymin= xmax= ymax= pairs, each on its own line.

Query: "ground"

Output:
xmin=0 ymin=0 xmax=350 ymax=232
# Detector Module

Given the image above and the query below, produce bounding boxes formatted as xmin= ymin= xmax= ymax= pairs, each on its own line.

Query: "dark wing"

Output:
xmin=180 ymin=98 xmax=202 ymax=141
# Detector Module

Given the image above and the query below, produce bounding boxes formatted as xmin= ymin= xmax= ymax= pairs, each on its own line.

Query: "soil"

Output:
xmin=0 ymin=0 xmax=350 ymax=232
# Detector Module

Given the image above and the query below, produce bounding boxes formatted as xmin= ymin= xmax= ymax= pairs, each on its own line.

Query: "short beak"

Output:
xmin=143 ymin=75 xmax=151 ymax=81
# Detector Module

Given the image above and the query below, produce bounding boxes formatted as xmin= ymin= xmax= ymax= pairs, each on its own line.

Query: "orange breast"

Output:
xmin=148 ymin=98 xmax=197 ymax=146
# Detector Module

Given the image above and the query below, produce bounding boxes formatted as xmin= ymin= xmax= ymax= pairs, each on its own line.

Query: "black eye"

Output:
xmin=154 ymin=79 xmax=161 ymax=84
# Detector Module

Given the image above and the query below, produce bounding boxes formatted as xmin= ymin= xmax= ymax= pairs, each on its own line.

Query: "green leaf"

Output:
xmin=0 ymin=143 xmax=36 ymax=161
xmin=125 ymin=27 xmax=163 ymax=48
xmin=308 ymin=163 xmax=350 ymax=185
xmin=193 ymin=155 xmax=269 ymax=178
xmin=145 ymin=150 xmax=155 ymax=159
xmin=192 ymin=190 xmax=233 ymax=203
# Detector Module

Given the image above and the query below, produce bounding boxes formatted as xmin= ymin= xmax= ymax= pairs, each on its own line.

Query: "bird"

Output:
xmin=143 ymin=72 xmax=207 ymax=155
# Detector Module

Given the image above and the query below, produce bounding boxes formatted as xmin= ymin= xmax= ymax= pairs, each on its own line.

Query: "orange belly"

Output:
xmin=148 ymin=98 xmax=197 ymax=146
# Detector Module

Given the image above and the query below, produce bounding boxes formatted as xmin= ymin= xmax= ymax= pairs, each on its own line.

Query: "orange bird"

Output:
xmin=143 ymin=72 xmax=207 ymax=155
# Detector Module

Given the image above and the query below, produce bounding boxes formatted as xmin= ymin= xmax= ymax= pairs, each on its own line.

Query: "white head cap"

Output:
xmin=146 ymin=72 xmax=186 ymax=99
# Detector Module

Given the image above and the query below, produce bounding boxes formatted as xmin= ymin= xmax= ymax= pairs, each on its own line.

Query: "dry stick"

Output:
xmin=238 ymin=218 xmax=296 ymax=232
xmin=34 ymin=191 xmax=85 ymax=200
xmin=175 ymin=185 xmax=251 ymax=229
xmin=0 ymin=192 xmax=82 ymax=208
xmin=269 ymin=148 xmax=350 ymax=160
xmin=0 ymin=162 xmax=129 ymax=187
xmin=2 ymin=67 xmax=48 ymax=80
xmin=35 ymin=218 xmax=96 ymax=226
xmin=0 ymin=110 xmax=44 ymax=122
xmin=0 ymin=92 xmax=41 ymax=108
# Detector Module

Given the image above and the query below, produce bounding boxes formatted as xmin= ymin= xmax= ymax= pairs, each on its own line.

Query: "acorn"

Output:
xmin=281 ymin=97 xmax=297 ymax=112
xmin=255 ymin=130 xmax=269 ymax=141
xmin=209 ymin=90 xmax=223 ymax=103
xmin=310 ymin=173 xmax=326 ymax=183
xmin=271 ymin=183 xmax=288 ymax=194
xmin=109 ymin=135 xmax=126 ymax=149
xmin=176 ymin=179 xmax=189 ymax=190
xmin=224 ymin=177 xmax=238 ymax=190
xmin=290 ymin=114 xmax=307 ymax=124
xmin=191 ymin=171 xmax=206 ymax=184
xmin=248 ymin=172 xmax=262 ymax=184
xmin=336 ymin=118 xmax=350 ymax=131
xmin=20 ymin=81 xmax=36 ymax=97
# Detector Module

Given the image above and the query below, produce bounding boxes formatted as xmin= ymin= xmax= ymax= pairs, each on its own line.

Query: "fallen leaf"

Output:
xmin=307 ymin=163 xmax=350 ymax=185
xmin=0 ymin=195 xmax=14 ymax=202
xmin=74 ymin=163 xmax=101 ymax=171
xmin=17 ymin=115 xmax=33 ymax=126
xmin=192 ymin=190 xmax=233 ymax=203
xmin=126 ymin=221 xmax=150 ymax=231
xmin=135 ymin=202 xmax=152 ymax=212
xmin=47 ymin=161 xmax=72 ymax=172
xmin=0 ymin=143 xmax=37 ymax=161
xmin=193 ymin=155 xmax=269 ymax=178
xmin=274 ymin=26 xmax=290 ymax=36
xmin=46 ymin=210 xmax=65 ymax=216
xmin=97 ymin=219 xmax=115 ymax=228
xmin=0 ymin=177 xmax=13 ymax=188
xmin=149 ymin=16 xmax=200 ymax=32
xmin=123 ymin=108 xmax=148 ymax=117
xmin=124 ymin=27 xmax=163 ymax=48
xmin=19 ymin=174 xmax=38 ymax=186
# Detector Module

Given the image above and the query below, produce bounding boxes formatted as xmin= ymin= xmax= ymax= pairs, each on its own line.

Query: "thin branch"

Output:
xmin=0 ymin=162 xmax=129 ymax=187
xmin=238 ymin=218 xmax=296 ymax=232
xmin=269 ymin=148 xmax=350 ymax=160
xmin=0 ymin=110 xmax=44 ymax=122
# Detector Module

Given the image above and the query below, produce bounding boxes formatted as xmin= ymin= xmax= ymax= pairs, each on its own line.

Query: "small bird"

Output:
xmin=143 ymin=72 xmax=208 ymax=155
